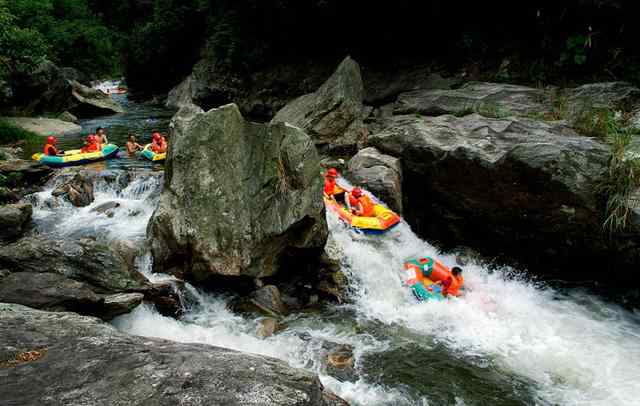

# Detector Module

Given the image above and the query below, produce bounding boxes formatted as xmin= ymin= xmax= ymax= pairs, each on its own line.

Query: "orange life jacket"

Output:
xmin=151 ymin=138 xmax=167 ymax=153
xmin=447 ymin=275 xmax=464 ymax=296
xmin=43 ymin=144 xmax=58 ymax=156
xmin=354 ymin=194 xmax=375 ymax=217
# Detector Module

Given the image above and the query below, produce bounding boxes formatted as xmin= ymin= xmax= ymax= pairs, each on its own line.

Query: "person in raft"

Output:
xmin=96 ymin=127 xmax=108 ymax=145
xmin=43 ymin=136 xmax=64 ymax=156
xmin=435 ymin=267 xmax=464 ymax=297
xmin=126 ymin=134 xmax=143 ymax=154
xmin=150 ymin=131 xmax=167 ymax=153
xmin=80 ymin=134 xmax=101 ymax=153
xmin=347 ymin=187 xmax=375 ymax=217
xmin=324 ymin=168 xmax=346 ymax=203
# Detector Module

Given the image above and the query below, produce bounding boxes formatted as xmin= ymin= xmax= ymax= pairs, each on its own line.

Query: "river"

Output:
xmin=25 ymin=96 xmax=640 ymax=405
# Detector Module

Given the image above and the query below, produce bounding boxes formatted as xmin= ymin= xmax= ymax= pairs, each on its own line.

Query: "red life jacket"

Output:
xmin=324 ymin=177 xmax=337 ymax=195
xmin=43 ymin=144 xmax=58 ymax=156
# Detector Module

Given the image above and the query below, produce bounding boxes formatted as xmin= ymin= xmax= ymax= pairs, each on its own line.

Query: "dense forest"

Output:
xmin=2 ymin=0 xmax=640 ymax=95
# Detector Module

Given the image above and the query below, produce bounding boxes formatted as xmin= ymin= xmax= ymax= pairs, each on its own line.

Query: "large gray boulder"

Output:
xmin=0 ymin=236 xmax=163 ymax=319
xmin=368 ymin=113 xmax=639 ymax=276
xmin=69 ymin=80 xmax=125 ymax=117
xmin=149 ymin=103 xmax=327 ymax=281
xmin=0 ymin=203 xmax=32 ymax=241
xmin=0 ymin=303 xmax=345 ymax=406
xmin=394 ymin=82 xmax=552 ymax=117
xmin=347 ymin=147 xmax=403 ymax=214
xmin=272 ymin=56 xmax=365 ymax=155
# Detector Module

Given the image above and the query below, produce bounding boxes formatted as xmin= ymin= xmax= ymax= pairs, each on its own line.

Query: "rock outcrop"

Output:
xmin=0 ymin=159 xmax=53 ymax=202
xmin=69 ymin=80 xmax=125 ymax=117
xmin=165 ymin=59 xmax=335 ymax=121
xmin=272 ymin=57 xmax=365 ymax=155
xmin=347 ymin=147 xmax=403 ymax=214
xmin=368 ymin=113 xmax=638 ymax=278
xmin=0 ymin=203 xmax=32 ymax=241
xmin=394 ymin=82 xmax=552 ymax=117
xmin=149 ymin=103 xmax=327 ymax=282
xmin=0 ymin=303 xmax=345 ymax=406
xmin=0 ymin=236 xmax=173 ymax=320
xmin=52 ymin=172 xmax=95 ymax=207
xmin=1 ymin=116 xmax=82 ymax=136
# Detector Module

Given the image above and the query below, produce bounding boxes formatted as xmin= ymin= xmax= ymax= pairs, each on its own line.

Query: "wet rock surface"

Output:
xmin=52 ymin=172 xmax=95 ymax=207
xmin=347 ymin=147 xmax=403 ymax=213
xmin=149 ymin=103 xmax=327 ymax=281
xmin=0 ymin=303 xmax=345 ymax=406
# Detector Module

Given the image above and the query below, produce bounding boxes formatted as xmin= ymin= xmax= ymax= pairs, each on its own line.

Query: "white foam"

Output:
xmin=328 ymin=212 xmax=640 ymax=405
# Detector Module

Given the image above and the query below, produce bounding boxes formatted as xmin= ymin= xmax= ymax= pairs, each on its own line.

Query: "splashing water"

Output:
xmin=327 ymin=212 xmax=640 ymax=405
xmin=28 ymin=169 xmax=162 ymax=242
xmin=33 ymin=155 xmax=640 ymax=405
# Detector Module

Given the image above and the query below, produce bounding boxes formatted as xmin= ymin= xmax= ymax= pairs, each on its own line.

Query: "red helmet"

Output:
xmin=326 ymin=168 xmax=338 ymax=177
xmin=352 ymin=187 xmax=362 ymax=197
xmin=87 ymin=134 xmax=96 ymax=143
xmin=152 ymin=132 xmax=161 ymax=142
xmin=47 ymin=136 xmax=57 ymax=144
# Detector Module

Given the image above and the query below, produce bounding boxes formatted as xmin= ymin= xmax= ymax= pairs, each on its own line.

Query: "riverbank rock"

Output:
xmin=394 ymin=81 xmax=552 ymax=117
xmin=0 ymin=303 xmax=346 ymax=406
xmin=250 ymin=285 xmax=289 ymax=317
xmin=166 ymin=74 xmax=196 ymax=109
xmin=58 ymin=111 xmax=78 ymax=123
xmin=0 ymin=203 xmax=32 ymax=241
xmin=52 ymin=172 xmax=95 ymax=207
xmin=0 ymin=159 xmax=53 ymax=201
xmin=320 ymin=342 xmax=356 ymax=383
xmin=149 ymin=103 xmax=327 ymax=282
xmin=1 ymin=116 xmax=82 ymax=136
xmin=368 ymin=113 xmax=627 ymax=278
xmin=0 ymin=236 xmax=162 ymax=320
xmin=565 ymin=81 xmax=640 ymax=111
xmin=347 ymin=147 xmax=403 ymax=213
xmin=257 ymin=317 xmax=284 ymax=338
xmin=69 ymin=80 xmax=125 ymax=117
xmin=272 ymin=56 xmax=365 ymax=155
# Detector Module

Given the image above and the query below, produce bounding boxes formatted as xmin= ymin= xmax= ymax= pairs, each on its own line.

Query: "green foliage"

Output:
xmin=0 ymin=119 xmax=40 ymax=145
xmin=558 ymin=35 xmax=590 ymax=68
xmin=0 ymin=1 xmax=49 ymax=79
xmin=2 ymin=0 xmax=121 ymax=79
xmin=600 ymin=116 xmax=640 ymax=234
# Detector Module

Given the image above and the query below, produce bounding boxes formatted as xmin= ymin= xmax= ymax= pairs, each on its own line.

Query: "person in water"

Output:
xmin=436 ymin=267 xmax=464 ymax=297
xmin=80 ymin=134 xmax=100 ymax=153
xmin=126 ymin=134 xmax=143 ymax=154
xmin=96 ymin=127 xmax=108 ymax=144
xmin=43 ymin=136 xmax=64 ymax=156
xmin=150 ymin=131 xmax=167 ymax=153
xmin=347 ymin=187 xmax=375 ymax=217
